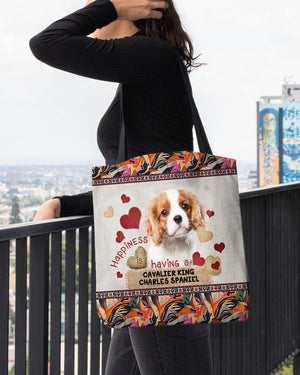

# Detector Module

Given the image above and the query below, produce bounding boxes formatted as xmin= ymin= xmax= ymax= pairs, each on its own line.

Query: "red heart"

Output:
xmin=206 ymin=210 xmax=214 ymax=218
xmin=212 ymin=261 xmax=220 ymax=270
xmin=117 ymin=272 xmax=123 ymax=278
xmin=192 ymin=252 xmax=205 ymax=266
xmin=120 ymin=207 xmax=141 ymax=230
xmin=116 ymin=231 xmax=125 ymax=243
xmin=121 ymin=194 xmax=130 ymax=203
xmin=214 ymin=242 xmax=225 ymax=253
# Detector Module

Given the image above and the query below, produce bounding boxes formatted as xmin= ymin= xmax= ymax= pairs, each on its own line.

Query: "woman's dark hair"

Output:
xmin=133 ymin=0 xmax=203 ymax=72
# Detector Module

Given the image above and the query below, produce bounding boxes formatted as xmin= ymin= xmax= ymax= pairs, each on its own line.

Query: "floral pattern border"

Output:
xmin=92 ymin=151 xmax=237 ymax=183
xmin=96 ymin=288 xmax=249 ymax=328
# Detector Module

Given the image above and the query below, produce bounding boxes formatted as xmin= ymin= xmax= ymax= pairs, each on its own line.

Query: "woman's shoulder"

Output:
xmin=124 ymin=30 xmax=180 ymax=58
xmin=117 ymin=31 xmax=181 ymax=79
xmin=119 ymin=30 xmax=179 ymax=60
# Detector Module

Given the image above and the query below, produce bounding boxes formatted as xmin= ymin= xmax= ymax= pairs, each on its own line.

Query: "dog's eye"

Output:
xmin=182 ymin=203 xmax=189 ymax=211
xmin=161 ymin=209 xmax=168 ymax=217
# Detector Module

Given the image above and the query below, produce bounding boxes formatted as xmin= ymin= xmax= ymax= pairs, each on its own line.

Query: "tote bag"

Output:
xmin=92 ymin=56 xmax=250 ymax=328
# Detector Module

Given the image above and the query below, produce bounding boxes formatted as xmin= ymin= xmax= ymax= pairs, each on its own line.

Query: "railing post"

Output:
xmin=15 ymin=237 xmax=28 ymax=375
xmin=28 ymin=234 xmax=49 ymax=375
xmin=90 ymin=228 xmax=100 ymax=375
xmin=0 ymin=240 xmax=10 ymax=375
xmin=294 ymin=352 xmax=300 ymax=375
xmin=50 ymin=232 xmax=62 ymax=375
xmin=78 ymin=227 xmax=89 ymax=374
xmin=64 ymin=229 xmax=76 ymax=375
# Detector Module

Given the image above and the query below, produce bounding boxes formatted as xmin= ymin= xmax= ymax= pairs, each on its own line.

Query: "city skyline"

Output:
xmin=1 ymin=0 xmax=300 ymax=166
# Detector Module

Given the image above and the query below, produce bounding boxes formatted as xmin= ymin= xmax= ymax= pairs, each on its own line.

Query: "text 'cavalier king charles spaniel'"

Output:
xmin=145 ymin=189 xmax=205 ymax=268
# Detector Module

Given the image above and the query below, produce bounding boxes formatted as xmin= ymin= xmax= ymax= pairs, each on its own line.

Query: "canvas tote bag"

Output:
xmin=92 ymin=56 xmax=250 ymax=328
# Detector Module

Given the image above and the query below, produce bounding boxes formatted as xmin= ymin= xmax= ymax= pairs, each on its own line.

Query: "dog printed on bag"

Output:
xmin=145 ymin=189 xmax=206 ymax=268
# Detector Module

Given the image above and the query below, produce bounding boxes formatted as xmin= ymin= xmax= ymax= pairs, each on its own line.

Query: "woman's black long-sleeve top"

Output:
xmin=29 ymin=0 xmax=194 ymax=216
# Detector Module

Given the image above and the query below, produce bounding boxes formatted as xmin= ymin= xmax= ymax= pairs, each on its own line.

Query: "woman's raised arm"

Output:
xmin=29 ymin=0 xmax=175 ymax=84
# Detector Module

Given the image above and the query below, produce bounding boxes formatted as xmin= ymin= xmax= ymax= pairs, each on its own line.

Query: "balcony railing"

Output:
xmin=0 ymin=182 xmax=299 ymax=375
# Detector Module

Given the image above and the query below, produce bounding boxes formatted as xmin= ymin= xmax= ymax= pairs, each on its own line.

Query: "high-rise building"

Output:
xmin=257 ymin=84 xmax=300 ymax=187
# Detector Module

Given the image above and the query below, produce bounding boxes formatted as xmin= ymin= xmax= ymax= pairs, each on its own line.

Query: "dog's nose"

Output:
xmin=173 ymin=215 xmax=182 ymax=224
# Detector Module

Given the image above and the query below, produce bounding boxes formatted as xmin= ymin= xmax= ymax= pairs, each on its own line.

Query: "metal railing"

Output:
xmin=0 ymin=216 xmax=109 ymax=375
xmin=211 ymin=181 xmax=300 ymax=375
xmin=0 ymin=182 xmax=299 ymax=375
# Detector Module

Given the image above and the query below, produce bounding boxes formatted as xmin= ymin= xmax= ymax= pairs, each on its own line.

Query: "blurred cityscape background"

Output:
xmin=2 ymin=82 xmax=300 ymax=226
xmin=1 ymin=0 xmax=299 ymax=373
xmin=2 ymin=82 xmax=299 ymax=374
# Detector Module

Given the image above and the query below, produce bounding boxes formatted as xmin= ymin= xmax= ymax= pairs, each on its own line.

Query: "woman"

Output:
xmin=30 ymin=0 xmax=213 ymax=374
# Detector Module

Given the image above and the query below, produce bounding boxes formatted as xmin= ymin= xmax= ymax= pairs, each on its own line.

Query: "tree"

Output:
xmin=7 ymin=187 xmax=19 ymax=195
xmin=9 ymin=195 xmax=22 ymax=224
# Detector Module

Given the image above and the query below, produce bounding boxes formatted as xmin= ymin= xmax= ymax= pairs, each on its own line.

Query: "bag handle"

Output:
xmin=117 ymin=55 xmax=212 ymax=162
xmin=177 ymin=55 xmax=213 ymax=155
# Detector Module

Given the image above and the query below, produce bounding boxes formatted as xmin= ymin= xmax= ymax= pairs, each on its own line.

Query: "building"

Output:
xmin=257 ymin=83 xmax=300 ymax=187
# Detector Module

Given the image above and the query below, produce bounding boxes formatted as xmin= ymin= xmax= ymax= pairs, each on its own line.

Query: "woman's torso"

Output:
xmin=97 ymin=53 xmax=194 ymax=164
xmin=29 ymin=2 xmax=195 ymax=166
xmin=29 ymin=0 xmax=198 ymax=216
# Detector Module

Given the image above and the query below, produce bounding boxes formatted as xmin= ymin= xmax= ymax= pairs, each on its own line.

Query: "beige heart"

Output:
xmin=104 ymin=206 xmax=114 ymax=218
xmin=127 ymin=246 xmax=147 ymax=269
xmin=196 ymin=226 xmax=214 ymax=242
xmin=205 ymin=255 xmax=221 ymax=276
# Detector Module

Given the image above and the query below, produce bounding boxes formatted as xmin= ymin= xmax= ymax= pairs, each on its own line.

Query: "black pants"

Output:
xmin=105 ymin=324 xmax=213 ymax=375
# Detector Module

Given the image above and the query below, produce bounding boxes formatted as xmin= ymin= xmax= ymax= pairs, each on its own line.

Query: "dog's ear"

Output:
xmin=145 ymin=197 xmax=163 ymax=246
xmin=190 ymin=196 xmax=206 ymax=230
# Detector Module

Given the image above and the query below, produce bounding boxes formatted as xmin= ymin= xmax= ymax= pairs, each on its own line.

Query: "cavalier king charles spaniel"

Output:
xmin=145 ymin=189 xmax=205 ymax=267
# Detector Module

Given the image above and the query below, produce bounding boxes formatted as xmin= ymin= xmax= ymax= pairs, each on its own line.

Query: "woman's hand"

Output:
xmin=33 ymin=198 xmax=61 ymax=221
xmin=110 ymin=0 xmax=168 ymax=21
xmin=86 ymin=0 xmax=168 ymax=20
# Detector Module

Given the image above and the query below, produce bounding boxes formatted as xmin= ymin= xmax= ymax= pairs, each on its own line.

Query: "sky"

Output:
xmin=1 ymin=0 xmax=299 ymax=166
